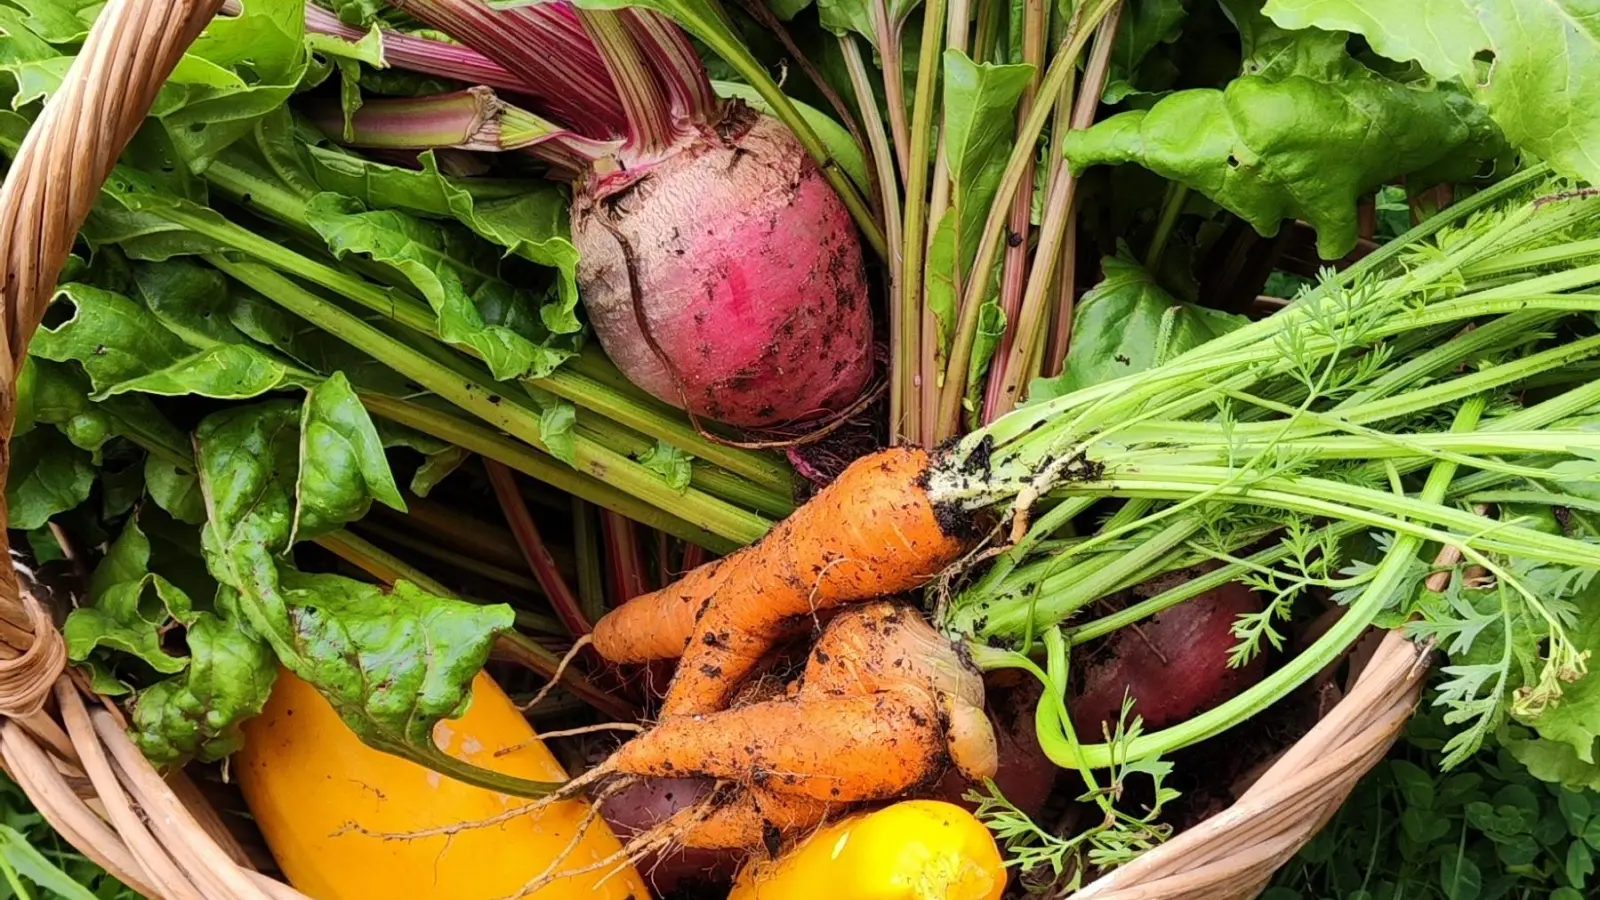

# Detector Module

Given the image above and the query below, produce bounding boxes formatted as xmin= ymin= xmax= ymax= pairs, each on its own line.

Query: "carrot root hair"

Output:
xmin=341 ymin=761 xmax=625 ymax=841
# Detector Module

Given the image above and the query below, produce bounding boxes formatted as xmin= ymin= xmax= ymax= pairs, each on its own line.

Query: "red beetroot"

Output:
xmin=326 ymin=2 xmax=876 ymax=430
xmin=572 ymin=107 xmax=872 ymax=428
xmin=601 ymin=776 xmax=739 ymax=892
xmin=1069 ymin=583 xmax=1266 ymax=738
xmin=934 ymin=679 xmax=1056 ymax=817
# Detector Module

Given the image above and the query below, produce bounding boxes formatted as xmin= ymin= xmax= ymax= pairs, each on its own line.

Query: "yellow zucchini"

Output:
xmin=729 ymin=800 xmax=1005 ymax=900
xmin=238 ymin=669 xmax=649 ymax=900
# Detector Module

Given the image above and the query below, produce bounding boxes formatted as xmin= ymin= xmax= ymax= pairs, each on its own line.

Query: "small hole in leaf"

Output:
xmin=41 ymin=296 xmax=78 ymax=331
xmin=188 ymin=122 xmax=206 ymax=133
xmin=1227 ymin=155 xmax=1241 ymax=169
xmin=1473 ymin=48 xmax=1496 ymax=87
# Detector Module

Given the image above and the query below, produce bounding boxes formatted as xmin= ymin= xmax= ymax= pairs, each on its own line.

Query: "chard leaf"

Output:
xmin=539 ymin=401 xmax=577 ymax=466
xmin=305 ymin=25 xmax=386 ymax=68
xmin=813 ymin=0 xmax=920 ymax=38
xmin=6 ymin=427 xmax=94 ymax=530
xmin=83 ymin=659 xmax=131 ymax=697
xmin=638 ymin=441 xmax=693 ymax=492
xmin=0 ymin=6 xmax=66 ymax=65
xmin=146 ymin=457 xmax=206 ymax=524
xmin=293 ymin=372 xmax=405 ymax=541
xmin=133 ymin=260 xmax=251 ymax=348
xmin=270 ymin=570 xmax=514 ymax=770
xmin=376 ymin=421 xmax=468 ymax=497
xmin=964 ymin=300 xmax=1006 ymax=421
xmin=161 ymin=0 xmax=310 ymax=168
xmin=5 ymin=0 xmax=97 ymax=43
xmin=194 ymin=401 xmax=550 ymax=795
xmin=27 ymin=358 xmax=194 ymax=482
xmin=80 ymin=204 xmax=224 ymax=262
xmin=928 ymin=51 xmax=1033 ymax=356
xmin=32 ymin=267 xmax=312 ymax=401
xmin=13 ymin=357 xmax=35 ymax=437
xmin=324 ymin=0 xmax=387 ymax=26
xmin=63 ymin=519 xmax=194 ymax=676
xmin=129 ymin=603 xmax=277 ymax=765
xmin=97 ymin=344 xmax=310 ymax=400
xmin=227 ymin=287 xmax=417 ymax=397
xmin=1107 ymin=0 xmax=1190 ymax=102
xmin=101 ymin=462 xmax=145 ymax=518
xmin=1264 ymin=0 xmax=1600 ymax=189
xmin=31 ymin=284 xmax=191 ymax=393
xmin=302 ymin=148 xmax=582 ymax=333
xmin=7 ymin=56 xmax=73 ymax=107
xmin=23 ymin=527 xmax=63 ymax=565
xmin=1064 ymin=4 xmax=1507 ymax=258
xmin=1028 ymin=250 xmax=1246 ymax=402
xmin=304 ymin=193 xmax=578 ymax=380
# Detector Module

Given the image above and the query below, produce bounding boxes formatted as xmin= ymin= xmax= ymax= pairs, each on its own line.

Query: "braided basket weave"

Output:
xmin=0 ymin=1 xmax=1434 ymax=897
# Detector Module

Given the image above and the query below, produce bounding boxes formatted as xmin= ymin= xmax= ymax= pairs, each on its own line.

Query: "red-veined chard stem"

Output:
xmin=621 ymin=8 xmax=719 ymax=125
xmin=314 ymin=87 xmax=620 ymax=179
xmin=576 ymin=7 xmax=676 ymax=153
xmin=656 ymin=530 xmax=673 ymax=591
xmin=681 ymin=542 xmax=708 ymax=572
xmin=287 ymin=1 xmax=529 ymax=93
xmin=602 ymin=511 xmax=651 ymax=604
xmin=843 ymin=34 xmax=906 ymax=368
xmin=485 ymin=460 xmax=593 ymax=636
xmin=980 ymin=0 xmax=1047 ymax=424
xmin=387 ymin=0 xmax=628 ymax=137
xmin=871 ymin=0 xmax=911 ymax=182
xmin=932 ymin=0 xmax=1116 ymax=438
xmin=986 ymin=6 xmax=1121 ymax=421
xmin=1042 ymin=23 xmax=1083 ymax=377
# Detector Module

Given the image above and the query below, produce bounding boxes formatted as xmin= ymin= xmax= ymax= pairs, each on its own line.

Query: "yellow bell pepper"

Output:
xmin=729 ymin=800 xmax=1006 ymax=900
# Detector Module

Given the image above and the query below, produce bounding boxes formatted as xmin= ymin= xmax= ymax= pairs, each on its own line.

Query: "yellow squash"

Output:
xmin=729 ymin=800 xmax=1005 ymax=900
xmin=238 ymin=669 xmax=649 ymax=900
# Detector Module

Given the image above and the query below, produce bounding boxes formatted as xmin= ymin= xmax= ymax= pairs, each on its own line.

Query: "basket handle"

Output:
xmin=0 ymin=0 xmax=222 ymax=714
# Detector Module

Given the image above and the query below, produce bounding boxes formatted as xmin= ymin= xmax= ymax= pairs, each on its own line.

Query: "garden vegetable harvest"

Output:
xmin=27 ymin=0 xmax=1600 ymax=892
xmin=237 ymin=670 xmax=647 ymax=900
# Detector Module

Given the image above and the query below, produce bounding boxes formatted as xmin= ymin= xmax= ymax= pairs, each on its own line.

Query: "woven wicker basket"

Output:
xmin=0 ymin=1 xmax=1435 ymax=897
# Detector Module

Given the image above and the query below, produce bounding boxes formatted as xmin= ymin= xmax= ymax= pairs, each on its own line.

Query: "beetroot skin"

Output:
xmin=1069 ymin=583 xmax=1267 ymax=737
xmin=572 ymin=105 xmax=873 ymax=428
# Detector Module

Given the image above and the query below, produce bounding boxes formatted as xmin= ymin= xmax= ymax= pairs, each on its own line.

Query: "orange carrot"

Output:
xmin=670 ymin=787 xmax=838 ymax=851
xmin=592 ymin=447 xmax=969 ymax=715
xmin=616 ymin=690 xmax=944 ymax=800
xmin=612 ymin=602 xmax=997 ymax=800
